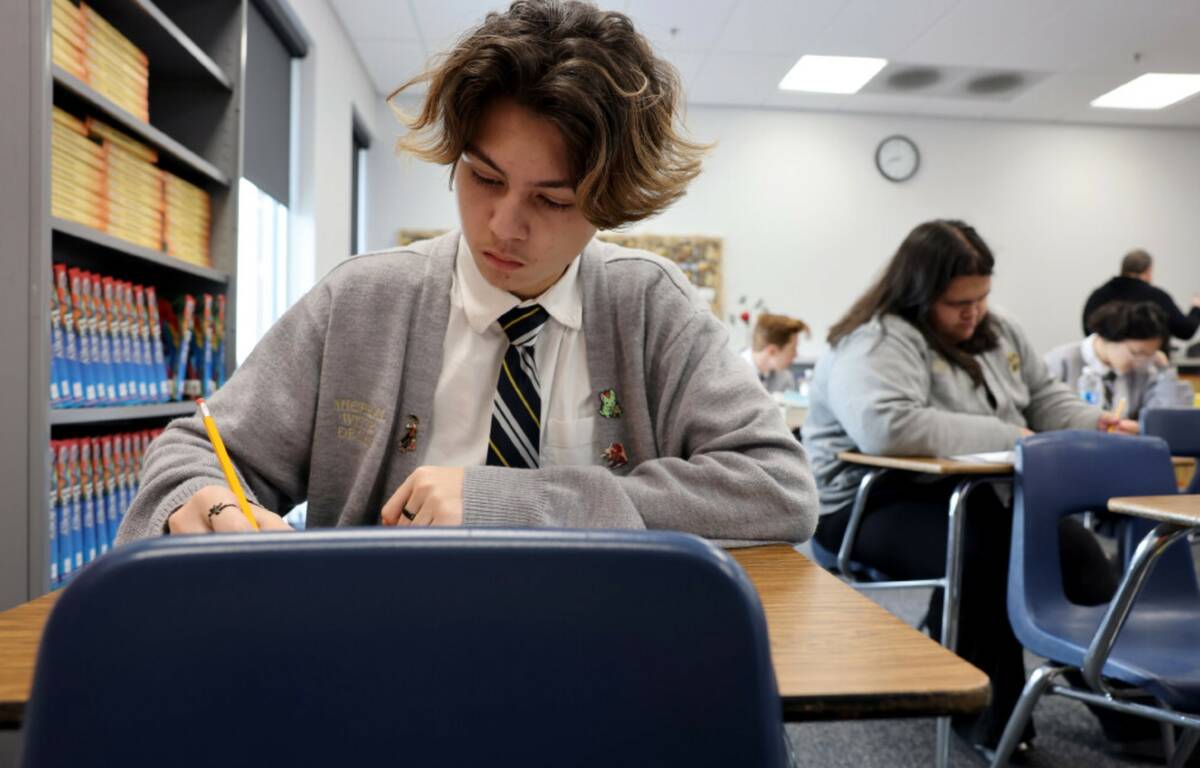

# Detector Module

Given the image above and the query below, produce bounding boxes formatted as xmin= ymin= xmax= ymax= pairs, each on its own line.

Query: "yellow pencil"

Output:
xmin=196 ymin=398 xmax=259 ymax=530
xmin=1107 ymin=397 xmax=1127 ymax=433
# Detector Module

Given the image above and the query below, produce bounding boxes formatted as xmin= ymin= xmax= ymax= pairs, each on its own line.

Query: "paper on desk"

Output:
xmin=948 ymin=450 xmax=1015 ymax=464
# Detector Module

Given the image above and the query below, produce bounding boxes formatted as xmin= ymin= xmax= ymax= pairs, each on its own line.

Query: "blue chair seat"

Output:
xmin=1022 ymin=600 xmax=1200 ymax=711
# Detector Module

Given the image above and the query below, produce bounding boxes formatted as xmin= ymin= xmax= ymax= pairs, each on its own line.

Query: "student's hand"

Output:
xmin=168 ymin=484 xmax=293 ymax=534
xmin=1019 ymin=428 xmax=1035 ymax=439
xmin=1153 ymin=350 xmax=1170 ymax=369
xmin=1097 ymin=414 xmax=1139 ymax=435
xmin=1191 ymin=294 xmax=1200 ymax=309
xmin=380 ymin=466 xmax=465 ymax=527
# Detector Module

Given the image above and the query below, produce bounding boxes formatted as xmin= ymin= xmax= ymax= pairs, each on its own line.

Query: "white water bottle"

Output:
xmin=1077 ymin=368 xmax=1104 ymax=406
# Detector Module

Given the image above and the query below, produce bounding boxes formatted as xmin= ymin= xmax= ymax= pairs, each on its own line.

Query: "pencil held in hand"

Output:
xmin=196 ymin=398 xmax=259 ymax=530
xmin=1107 ymin=398 xmax=1127 ymax=433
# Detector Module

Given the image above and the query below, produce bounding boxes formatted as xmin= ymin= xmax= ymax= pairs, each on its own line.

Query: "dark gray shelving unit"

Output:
xmin=2 ymin=0 xmax=249 ymax=609
xmin=50 ymin=402 xmax=198 ymax=427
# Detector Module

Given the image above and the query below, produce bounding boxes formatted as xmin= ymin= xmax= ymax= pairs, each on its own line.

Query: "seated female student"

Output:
xmin=1045 ymin=300 xmax=1194 ymax=419
xmin=116 ymin=0 xmax=818 ymax=544
xmin=801 ymin=219 xmax=1134 ymax=757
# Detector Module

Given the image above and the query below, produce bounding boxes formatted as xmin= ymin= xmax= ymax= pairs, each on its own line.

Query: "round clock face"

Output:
xmin=875 ymin=135 xmax=919 ymax=182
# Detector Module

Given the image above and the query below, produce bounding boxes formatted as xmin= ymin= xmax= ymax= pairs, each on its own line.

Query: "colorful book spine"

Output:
xmin=66 ymin=268 xmax=98 ymax=404
xmin=100 ymin=276 xmax=128 ymax=402
xmin=79 ymin=439 xmax=98 ymax=563
xmin=101 ymin=436 xmax=119 ymax=542
xmin=200 ymin=293 xmax=214 ymax=397
xmin=55 ymin=266 xmax=84 ymax=405
xmin=55 ymin=442 xmax=74 ymax=582
xmin=173 ymin=295 xmax=195 ymax=400
xmin=214 ymin=294 xmax=227 ymax=390
xmin=146 ymin=286 xmax=169 ymax=401
xmin=89 ymin=437 xmax=110 ymax=556
xmin=120 ymin=281 xmax=147 ymax=402
xmin=124 ymin=433 xmax=139 ymax=499
xmin=133 ymin=285 xmax=160 ymax=402
xmin=48 ymin=445 xmax=59 ymax=587
xmin=49 ymin=285 xmax=66 ymax=406
xmin=66 ymin=440 xmax=84 ymax=571
xmin=85 ymin=272 xmax=119 ymax=403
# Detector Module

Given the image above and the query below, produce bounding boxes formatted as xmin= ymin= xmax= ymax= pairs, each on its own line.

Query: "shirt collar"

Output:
xmin=455 ymin=234 xmax=583 ymax=335
xmin=1080 ymin=334 xmax=1111 ymax=375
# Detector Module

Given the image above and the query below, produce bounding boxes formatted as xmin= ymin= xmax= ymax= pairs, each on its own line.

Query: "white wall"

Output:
xmin=288 ymin=0 xmax=380 ymax=292
xmin=366 ymin=100 xmax=1200 ymax=355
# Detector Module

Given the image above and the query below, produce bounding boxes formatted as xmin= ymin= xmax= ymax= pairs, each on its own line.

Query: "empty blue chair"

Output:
xmin=22 ymin=529 xmax=786 ymax=768
xmin=992 ymin=431 xmax=1200 ymax=766
xmin=1141 ymin=407 xmax=1200 ymax=493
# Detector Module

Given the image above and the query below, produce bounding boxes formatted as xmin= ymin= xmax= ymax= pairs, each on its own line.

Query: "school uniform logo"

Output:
xmin=1007 ymin=352 xmax=1021 ymax=375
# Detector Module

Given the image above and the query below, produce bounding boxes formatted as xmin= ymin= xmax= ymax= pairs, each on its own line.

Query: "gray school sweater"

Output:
xmin=801 ymin=313 xmax=1102 ymax=516
xmin=117 ymin=231 xmax=819 ymax=544
xmin=1043 ymin=338 xmax=1193 ymax=419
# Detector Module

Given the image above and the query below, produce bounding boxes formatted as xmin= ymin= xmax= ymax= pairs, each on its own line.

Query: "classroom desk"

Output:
xmin=0 ymin=545 xmax=989 ymax=728
xmin=1107 ymin=493 xmax=1200 ymax=525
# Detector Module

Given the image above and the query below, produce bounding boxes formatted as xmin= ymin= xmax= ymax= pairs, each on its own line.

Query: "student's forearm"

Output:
xmin=461 ymin=449 xmax=818 ymax=543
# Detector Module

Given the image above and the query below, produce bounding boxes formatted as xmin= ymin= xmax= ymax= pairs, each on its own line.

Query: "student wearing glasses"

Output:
xmin=802 ymin=220 xmax=1133 ymax=758
xmin=116 ymin=0 xmax=818 ymax=545
xmin=1045 ymin=301 xmax=1195 ymax=419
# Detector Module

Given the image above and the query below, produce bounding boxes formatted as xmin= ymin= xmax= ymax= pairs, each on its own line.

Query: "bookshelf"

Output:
xmin=0 ymin=0 xmax=248 ymax=607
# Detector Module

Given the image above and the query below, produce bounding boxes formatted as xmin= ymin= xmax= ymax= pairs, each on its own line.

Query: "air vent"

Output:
xmin=886 ymin=67 xmax=942 ymax=91
xmin=966 ymin=72 xmax=1025 ymax=95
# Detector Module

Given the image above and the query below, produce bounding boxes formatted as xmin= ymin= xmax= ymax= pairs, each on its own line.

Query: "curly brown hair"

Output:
xmin=388 ymin=0 xmax=707 ymax=229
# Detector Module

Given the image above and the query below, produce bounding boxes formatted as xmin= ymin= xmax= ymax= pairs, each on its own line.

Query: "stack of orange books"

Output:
xmin=51 ymin=0 xmax=87 ymax=81
xmin=87 ymin=118 xmax=163 ymax=251
xmin=50 ymin=107 xmax=106 ymax=230
xmin=80 ymin=3 xmax=149 ymax=121
xmin=163 ymin=172 xmax=212 ymax=267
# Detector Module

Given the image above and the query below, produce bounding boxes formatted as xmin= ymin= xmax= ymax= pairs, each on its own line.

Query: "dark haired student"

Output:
xmin=117 ymin=0 xmax=818 ymax=543
xmin=1046 ymin=301 xmax=1194 ymax=419
xmin=801 ymin=220 xmax=1133 ymax=757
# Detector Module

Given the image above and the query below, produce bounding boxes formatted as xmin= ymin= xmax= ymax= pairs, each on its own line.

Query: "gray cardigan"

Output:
xmin=1043 ymin=339 xmax=1193 ymax=419
xmin=801 ymin=313 xmax=1101 ymax=515
xmin=117 ymin=231 xmax=819 ymax=544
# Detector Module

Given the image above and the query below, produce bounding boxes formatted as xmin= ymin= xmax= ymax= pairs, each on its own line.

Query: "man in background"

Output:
xmin=1082 ymin=249 xmax=1200 ymax=343
xmin=743 ymin=313 xmax=808 ymax=393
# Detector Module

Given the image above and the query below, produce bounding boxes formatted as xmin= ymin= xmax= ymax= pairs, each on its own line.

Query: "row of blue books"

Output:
xmin=50 ymin=263 xmax=227 ymax=407
xmin=48 ymin=429 xmax=158 ymax=588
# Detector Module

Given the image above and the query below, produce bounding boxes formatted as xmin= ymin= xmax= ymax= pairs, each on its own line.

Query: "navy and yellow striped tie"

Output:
xmin=486 ymin=304 xmax=550 ymax=468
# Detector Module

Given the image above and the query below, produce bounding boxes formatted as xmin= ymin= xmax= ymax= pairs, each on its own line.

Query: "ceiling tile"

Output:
xmin=689 ymin=53 xmax=799 ymax=107
xmin=329 ymin=0 xmax=420 ymax=42
xmin=622 ymin=0 xmax=738 ymax=54
xmin=713 ymin=0 xmax=849 ymax=55
xmin=903 ymin=0 xmax=1073 ymax=67
xmin=815 ymin=0 xmax=959 ymax=58
xmin=356 ymin=40 xmax=431 ymax=96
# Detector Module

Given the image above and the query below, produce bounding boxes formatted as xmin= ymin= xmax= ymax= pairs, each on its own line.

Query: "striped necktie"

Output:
xmin=486 ymin=304 xmax=550 ymax=468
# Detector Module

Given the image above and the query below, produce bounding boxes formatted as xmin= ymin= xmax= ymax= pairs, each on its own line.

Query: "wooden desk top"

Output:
xmin=838 ymin=451 xmax=1013 ymax=475
xmin=1107 ymin=495 xmax=1200 ymax=526
xmin=0 ymin=546 xmax=988 ymax=726
xmin=0 ymin=592 xmax=56 ymax=725
xmin=838 ymin=453 xmax=1192 ymax=476
xmin=729 ymin=546 xmax=989 ymax=720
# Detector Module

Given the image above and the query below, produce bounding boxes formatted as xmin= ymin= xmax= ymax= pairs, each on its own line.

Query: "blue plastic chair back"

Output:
xmin=1009 ymin=431 xmax=1200 ymax=708
xmin=1141 ymin=407 xmax=1200 ymax=493
xmin=22 ymin=529 xmax=785 ymax=768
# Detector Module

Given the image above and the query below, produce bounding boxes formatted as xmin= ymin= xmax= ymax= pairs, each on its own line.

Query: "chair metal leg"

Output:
xmin=990 ymin=663 xmax=1064 ymax=768
xmin=837 ymin=468 xmax=887 ymax=578
xmin=934 ymin=478 xmax=981 ymax=768
xmin=1170 ymin=728 xmax=1200 ymax=768
xmin=935 ymin=716 xmax=951 ymax=768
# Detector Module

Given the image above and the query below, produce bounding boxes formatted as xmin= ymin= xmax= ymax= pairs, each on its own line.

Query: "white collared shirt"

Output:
xmin=1080 ymin=334 xmax=1111 ymax=376
xmin=423 ymin=236 xmax=597 ymax=467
